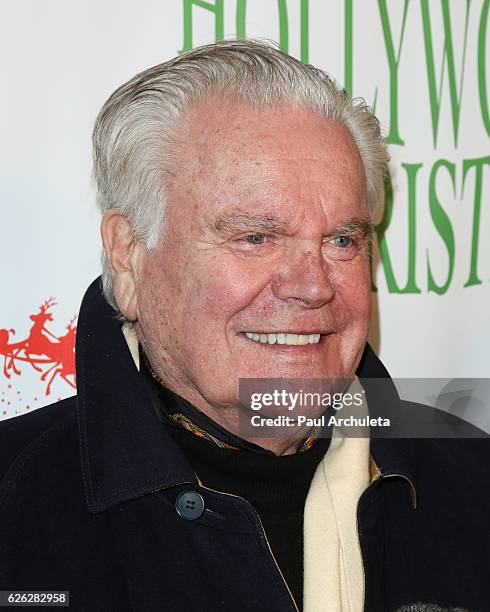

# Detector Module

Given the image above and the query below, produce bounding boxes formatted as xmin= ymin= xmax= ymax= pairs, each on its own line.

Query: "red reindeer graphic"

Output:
xmin=0 ymin=299 xmax=77 ymax=395
xmin=23 ymin=299 xmax=61 ymax=368
xmin=39 ymin=315 xmax=77 ymax=396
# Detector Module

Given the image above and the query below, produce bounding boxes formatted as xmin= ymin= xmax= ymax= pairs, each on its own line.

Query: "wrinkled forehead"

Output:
xmin=172 ymin=95 xmax=362 ymax=166
xmin=166 ymin=95 xmax=367 ymax=223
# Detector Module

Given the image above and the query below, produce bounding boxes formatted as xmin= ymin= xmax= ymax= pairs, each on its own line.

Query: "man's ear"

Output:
xmin=100 ymin=210 xmax=145 ymax=321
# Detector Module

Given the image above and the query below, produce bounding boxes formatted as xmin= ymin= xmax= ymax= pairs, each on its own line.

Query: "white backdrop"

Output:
xmin=1 ymin=0 xmax=489 ymax=420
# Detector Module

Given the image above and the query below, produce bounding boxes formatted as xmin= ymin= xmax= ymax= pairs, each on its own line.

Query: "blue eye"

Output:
xmin=244 ymin=234 xmax=267 ymax=244
xmin=332 ymin=236 xmax=352 ymax=248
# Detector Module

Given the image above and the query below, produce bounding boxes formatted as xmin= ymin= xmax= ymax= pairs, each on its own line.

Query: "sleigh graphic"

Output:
xmin=0 ymin=299 xmax=77 ymax=396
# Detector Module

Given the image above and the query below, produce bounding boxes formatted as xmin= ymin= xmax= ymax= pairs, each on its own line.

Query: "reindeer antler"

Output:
xmin=66 ymin=315 xmax=78 ymax=330
xmin=39 ymin=297 xmax=58 ymax=313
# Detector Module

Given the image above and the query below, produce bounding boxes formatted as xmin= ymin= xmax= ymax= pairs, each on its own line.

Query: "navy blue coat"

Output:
xmin=0 ymin=278 xmax=488 ymax=611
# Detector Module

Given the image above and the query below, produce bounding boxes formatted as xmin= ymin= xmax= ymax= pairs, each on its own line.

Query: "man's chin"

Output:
xmin=235 ymin=362 xmax=352 ymax=381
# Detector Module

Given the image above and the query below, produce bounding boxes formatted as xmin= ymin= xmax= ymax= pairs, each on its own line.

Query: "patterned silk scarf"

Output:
xmin=143 ymin=352 xmax=321 ymax=454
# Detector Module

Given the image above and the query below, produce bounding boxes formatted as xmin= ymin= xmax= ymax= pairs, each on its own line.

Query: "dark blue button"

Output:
xmin=175 ymin=490 xmax=205 ymax=520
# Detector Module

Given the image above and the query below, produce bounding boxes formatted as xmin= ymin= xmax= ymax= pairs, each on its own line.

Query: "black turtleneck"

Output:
xmin=140 ymin=360 xmax=332 ymax=610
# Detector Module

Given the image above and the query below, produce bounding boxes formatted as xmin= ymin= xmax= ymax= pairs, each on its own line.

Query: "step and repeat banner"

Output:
xmin=1 ymin=0 xmax=489 ymax=420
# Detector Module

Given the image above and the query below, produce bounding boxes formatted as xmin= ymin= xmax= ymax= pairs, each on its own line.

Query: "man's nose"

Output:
xmin=271 ymin=247 xmax=335 ymax=308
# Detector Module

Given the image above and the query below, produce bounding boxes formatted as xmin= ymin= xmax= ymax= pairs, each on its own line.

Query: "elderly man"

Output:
xmin=0 ymin=41 xmax=488 ymax=612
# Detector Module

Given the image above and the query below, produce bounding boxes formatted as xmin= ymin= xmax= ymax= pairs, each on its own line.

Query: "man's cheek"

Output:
xmin=194 ymin=270 xmax=259 ymax=317
xmin=330 ymin=286 xmax=371 ymax=331
xmin=331 ymin=265 xmax=371 ymax=302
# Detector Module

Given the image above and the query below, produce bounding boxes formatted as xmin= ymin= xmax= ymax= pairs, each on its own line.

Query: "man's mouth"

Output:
xmin=243 ymin=332 xmax=322 ymax=345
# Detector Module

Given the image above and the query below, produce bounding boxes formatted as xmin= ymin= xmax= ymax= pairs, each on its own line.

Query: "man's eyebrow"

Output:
xmin=213 ymin=213 xmax=374 ymax=236
xmin=325 ymin=218 xmax=374 ymax=236
xmin=214 ymin=212 xmax=289 ymax=233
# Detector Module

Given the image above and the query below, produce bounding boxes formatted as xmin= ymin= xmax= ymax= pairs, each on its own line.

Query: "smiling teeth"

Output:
xmin=245 ymin=332 xmax=321 ymax=345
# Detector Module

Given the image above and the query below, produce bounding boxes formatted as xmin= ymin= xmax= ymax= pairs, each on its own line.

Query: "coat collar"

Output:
xmin=76 ymin=277 xmax=416 ymax=514
xmin=76 ymin=278 xmax=196 ymax=513
xmin=357 ymin=344 xmax=418 ymax=508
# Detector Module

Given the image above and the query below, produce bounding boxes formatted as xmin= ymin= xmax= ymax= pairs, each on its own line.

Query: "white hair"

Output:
xmin=92 ymin=39 xmax=389 ymax=311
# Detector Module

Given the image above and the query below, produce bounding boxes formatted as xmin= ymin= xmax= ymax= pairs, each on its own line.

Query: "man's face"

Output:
xmin=134 ymin=98 xmax=372 ymax=420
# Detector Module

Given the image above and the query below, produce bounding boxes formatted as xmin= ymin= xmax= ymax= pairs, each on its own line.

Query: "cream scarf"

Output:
xmin=303 ymin=376 xmax=376 ymax=612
